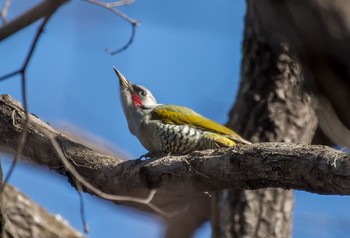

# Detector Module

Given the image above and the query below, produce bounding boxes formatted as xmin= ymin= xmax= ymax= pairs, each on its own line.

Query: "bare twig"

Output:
xmin=0 ymin=0 xmax=11 ymax=25
xmin=1 ymin=14 xmax=52 ymax=188
xmin=0 ymin=14 xmax=52 ymax=82
xmin=106 ymin=22 xmax=136 ymax=55
xmin=317 ymin=96 xmax=350 ymax=149
xmin=83 ymin=0 xmax=139 ymax=25
xmin=45 ymin=131 xmax=181 ymax=218
xmin=106 ymin=0 xmax=135 ymax=7
xmin=3 ymin=74 xmax=29 ymax=186
xmin=83 ymin=0 xmax=139 ymax=54
xmin=0 ymin=70 xmax=19 ymax=81
xmin=75 ymin=182 xmax=89 ymax=233
xmin=0 ymin=15 xmax=53 ymax=238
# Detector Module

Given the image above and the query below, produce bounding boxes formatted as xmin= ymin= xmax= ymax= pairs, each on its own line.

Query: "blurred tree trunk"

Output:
xmin=212 ymin=1 xmax=318 ymax=237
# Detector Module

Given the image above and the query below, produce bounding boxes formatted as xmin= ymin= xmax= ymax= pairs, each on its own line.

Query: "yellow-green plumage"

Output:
xmin=150 ymin=105 xmax=250 ymax=151
xmin=114 ymin=66 xmax=250 ymax=154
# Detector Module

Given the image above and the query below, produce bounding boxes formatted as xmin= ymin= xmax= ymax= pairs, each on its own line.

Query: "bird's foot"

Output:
xmin=138 ymin=152 xmax=156 ymax=161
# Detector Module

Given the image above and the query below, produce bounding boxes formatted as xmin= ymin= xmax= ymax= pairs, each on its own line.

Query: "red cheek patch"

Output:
xmin=131 ymin=93 xmax=143 ymax=107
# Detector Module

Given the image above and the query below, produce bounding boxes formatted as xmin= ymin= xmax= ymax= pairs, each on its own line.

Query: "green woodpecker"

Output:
xmin=114 ymin=67 xmax=250 ymax=155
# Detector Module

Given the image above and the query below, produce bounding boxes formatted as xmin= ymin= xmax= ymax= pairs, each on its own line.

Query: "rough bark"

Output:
xmin=0 ymin=94 xmax=211 ymax=238
xmin=0 ymin=148 xmax=83 ymax=238
xmin=1 ymin=95 xmax=348 ymax=196
xmin=2 ymin=185 xmax=85 ymax=238
xmin=2 ymin=92 xmax=349 ymax=237
xmin=0 ymin=154 xmax=3 ymax=235
xmin=212 ymin=0 xmax=319 ymax=237
xmin=2 ymin=1 xmax=350 ymax=237
xmin=250 ymin=0 xmax=350 ymax=148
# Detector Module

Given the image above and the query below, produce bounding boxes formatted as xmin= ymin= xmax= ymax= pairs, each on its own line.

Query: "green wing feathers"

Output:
xmin=204 ymin=133 xmax=237 ymax=147
xmin=151 ymin=105 xmax=251 ymax=145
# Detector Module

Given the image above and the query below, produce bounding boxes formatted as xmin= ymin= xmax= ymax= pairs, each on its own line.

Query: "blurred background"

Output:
xmin=1 ymin=0 xmax=350 ymax=237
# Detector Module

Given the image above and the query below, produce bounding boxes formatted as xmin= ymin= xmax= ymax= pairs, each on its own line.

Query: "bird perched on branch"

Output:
xmin=114 ymin=67 xmax=250 ymax=155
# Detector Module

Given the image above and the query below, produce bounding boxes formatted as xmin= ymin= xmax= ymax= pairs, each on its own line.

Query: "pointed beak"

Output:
xmin=113 ymin=66 xmax=132 ymax=90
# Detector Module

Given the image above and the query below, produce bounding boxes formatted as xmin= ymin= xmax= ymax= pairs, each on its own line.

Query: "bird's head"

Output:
xmin=113 ymin=67 xmax=158 ymax=136
xmin=113 ymin=67 xmax=158 ymax=110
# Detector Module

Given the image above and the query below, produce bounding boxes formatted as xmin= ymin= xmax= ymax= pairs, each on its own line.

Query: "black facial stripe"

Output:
xmin=132 ymin=85 xmax=145 ymax=94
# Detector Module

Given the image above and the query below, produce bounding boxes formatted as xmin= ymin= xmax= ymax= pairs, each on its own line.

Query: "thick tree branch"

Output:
xmin=0 ymin=0 xmax=68 ymax=41
xmin=0 ymin=94 xmax=348 ymax=198
xmin=0 ymin=94 xmax=211 ymax=237
xmin=83 ymin=0 xmax=139 ymax=55
xmin=3 ymin=185 xmax=84 ymax=238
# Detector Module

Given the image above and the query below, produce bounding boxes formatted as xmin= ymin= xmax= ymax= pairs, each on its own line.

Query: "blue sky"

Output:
xmin=1 ymin=0 xmax=350 ymax=237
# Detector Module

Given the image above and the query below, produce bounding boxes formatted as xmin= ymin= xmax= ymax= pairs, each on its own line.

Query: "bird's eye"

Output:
xmin=140 ymin=90 xmax=147 ymax=96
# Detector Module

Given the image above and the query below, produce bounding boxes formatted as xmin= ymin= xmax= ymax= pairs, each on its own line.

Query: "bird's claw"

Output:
xmin=138 ymin=152 xmax=156 ymax=161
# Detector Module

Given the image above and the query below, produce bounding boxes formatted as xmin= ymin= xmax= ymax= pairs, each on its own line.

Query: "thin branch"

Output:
xmin=2 ymin=74 xmax=28 ymax=186
xmin=83 ymin=0 xmax=139 ymax=54
xmin=317 ymin=95 xmax=350 ymax=149
xmin=105 ymin=22 xmax=136 ymax=55
xmin=1 ymin=14 xmax=52 ymax=190
xmin=0 ymin=15 xmax=52 ymax=238
xmin=0 ymin=0 xmax=11 ymax=25
xmin=45 ymin=131 xmax=180 ymax=218
xmin=0 ymin=14 xmax=52 ymax=82
xmin=1 ymin=96 xmax=26 ymax=238
xmin=23 ymin=15 xmax=52 ymax=70
xmin=108 ymin=0 xmax=135 ymax=7
xmin=0 ymin=71 xmax=19 ymax=81
xmin=83 ymin=0 xmax=139 ymax=25
xmin=75 ymin=182 xmax=89 ymax=233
